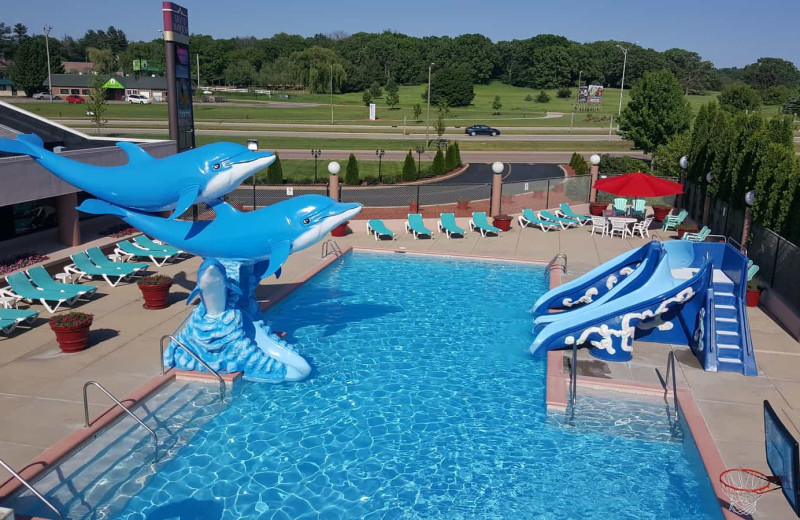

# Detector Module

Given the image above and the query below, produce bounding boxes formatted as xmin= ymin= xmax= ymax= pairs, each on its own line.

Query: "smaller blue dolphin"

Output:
xmin=0 ymin=134 xmax=274 ymax=219
xmin=188 ymin=259 xmax=228 ymax=316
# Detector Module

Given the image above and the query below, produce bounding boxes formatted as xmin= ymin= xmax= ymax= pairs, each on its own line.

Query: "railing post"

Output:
xmin=416 ymin=185 xmax=420 ymax=211
xmin=771 ymin=236 xmax=780 ymax=287
xmin=545 ymin=179 xmax=550 ymax=209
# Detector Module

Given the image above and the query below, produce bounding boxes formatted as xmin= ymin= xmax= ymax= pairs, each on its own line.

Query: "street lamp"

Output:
xmin=375 ymin=149 xmax=385 ymax=183
xmin=247 ymin=139 xmax=258 ymax=209
xmin=616 ymin=42 xmax=638 ymax=116
xmin=330 ymin=63 xmax=334 ymax=125
xmin=425 ymin=62 xmax=434 ymax=145
xmin=415 ymin=146 xmax=425 ymax=175
xmin=677 ymin=156 xmax=688 ymax=208
xmin=741 ymin=190 xmax=756 ymax=253
xmin=492 ymin=162 xmax=504 ymax=174
xmin=311 ymin=149 xmax=322 ymax=184
xmin=328 ymin=161 xmax=340 ymax=175
xmin=43 ymin=25 xmax=53 ymax=103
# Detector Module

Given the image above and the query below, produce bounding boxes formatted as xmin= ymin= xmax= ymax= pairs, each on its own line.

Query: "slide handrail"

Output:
xmin=160 ymin=335 xmax=226 ymax=402
xmin=0 ymin=456 xmax=62 ymax=519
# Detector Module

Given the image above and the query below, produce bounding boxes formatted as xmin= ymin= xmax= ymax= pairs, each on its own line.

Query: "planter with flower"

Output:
xmin=50 ymin=312 xmax=93 ymax=353
xmin=331 ymin=222 xmax=349 ymax=237
xmin=589 ymin=202 xmax=607 ymax=216
xmin=138 ymin=274 xmax=173 ymax=310
xmin=456 ymin=200 xmax=469 ymax=210
xmin=651 ymin=205 xmax=673 ymax=222
xmin=746 ymin=279 xmax=763 ymax=308
xmin=492 ymin=214 xmax=513 ymax=232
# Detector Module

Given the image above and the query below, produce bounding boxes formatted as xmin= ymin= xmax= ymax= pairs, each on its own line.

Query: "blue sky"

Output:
xmin=4 ymin=0 xmax=798 ymax=68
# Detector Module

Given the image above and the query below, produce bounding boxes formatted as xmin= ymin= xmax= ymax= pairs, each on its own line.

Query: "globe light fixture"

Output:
xmin=706 ymin=171 xmax=713 ymax=183
xmin=745 ymin=191 xmax=755 ymax=206
xmin=590 ymin=154 xmax=601 ymax=166
xmin=492 ymin=162 xmax=504 ymax=174
xmin=328 ymin=161 xmax=341 ymax=175
xmin=679 ymin=156 xmax=688 ymax=170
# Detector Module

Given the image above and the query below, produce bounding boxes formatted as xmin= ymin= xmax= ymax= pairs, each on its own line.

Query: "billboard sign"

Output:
xmin=369 ymin=103 xmax=376 ymax=120
xmin=162 ymin=2 xmax=194 ymax=152
xmin=588 ymin=85 xmax=604 ymax=103
xmin=577 ymin=85 xmax=589 ymax=103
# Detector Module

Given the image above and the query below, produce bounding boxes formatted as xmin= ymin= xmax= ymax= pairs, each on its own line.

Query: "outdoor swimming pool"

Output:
xmin=10 ymin=252 xmax=722 ymax=519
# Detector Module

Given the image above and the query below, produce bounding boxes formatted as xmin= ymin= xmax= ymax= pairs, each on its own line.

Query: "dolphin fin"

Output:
xmin=0 ymin=134 xmax=45 ymax=159
xmin=186 ymin=286 xmax=201 ymax=305
xmin=169 ymin=185 xmax=201 ymax=220
xmin=255 ymin=241 xmax=291 ymax=280
xmin=206 ymin=198 xmax=240 ymax=218
xmin=76 ymin=198 xmax=129 ymax=218
xmin=117 ymin=141 xmax=154 ymax=164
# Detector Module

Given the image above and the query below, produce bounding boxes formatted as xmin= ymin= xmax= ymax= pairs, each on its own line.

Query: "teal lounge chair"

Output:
xmin=133 ymin=236 xmax=183 ymax=256
xmin=68 ymin=251 xmax=148 ymax=287
xmin=26 ymin=266 xmax=97 ymax=299
xmin=630 ymin=199 xmax=646 ymax=218
xmin=557 ymin=203 xmax=591 ymax=226
xmin=518 ymin=209 xmax=560 ymax=232
xmin=681 ymin=226 xmax=711 ymax=242
xmin=747 ymin=263 xmax=759 ymax=282
xmin=115 ymin=240 xmax=179 ymax=266
xmin=438 ymin=213 xmax=465 ymax=238
xmin=405 ymin=214 xmax=433 ymax=239
xmin=0 ymin=308 xmax=38 ymax=335
xmin=539 ymin=210 xmax=578 ymax=229
xmin=3 ymin=272 xmax=82 ymax=313
xmin=469 ymin=212 xmax=501 ymax=237
xmin=613 ymin=198 xmax=629 ymax=216
xmin=662 ymin=209 xmax=688 ymax=231
xmin=366 ymin=220 xmax=396 ymax=240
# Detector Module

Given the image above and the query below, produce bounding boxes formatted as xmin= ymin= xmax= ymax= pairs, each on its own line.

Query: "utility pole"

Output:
xmin=196 ymin=54 xmax=200 ymax=91
xmin=616 ymin=42 xmax=637 ymax=116
xmin=330 ymin=63 xmax=334 ymax=125
xmin=43 ymin=26 xmax=53 ymax=103
xmin=425 ymin=63 xmax=434 ymax=145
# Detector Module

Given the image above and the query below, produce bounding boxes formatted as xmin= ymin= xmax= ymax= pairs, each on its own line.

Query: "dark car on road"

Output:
xmin=465 ymin=125 xmax=500 ymax=136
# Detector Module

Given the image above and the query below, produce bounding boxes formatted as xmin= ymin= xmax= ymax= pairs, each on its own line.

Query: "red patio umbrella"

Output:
xmin=593 ymin=171 xmax=684 ymax=197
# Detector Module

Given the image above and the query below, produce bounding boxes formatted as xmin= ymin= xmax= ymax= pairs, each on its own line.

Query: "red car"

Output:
xmin=66 ymin=95 xmax=85 ymax=104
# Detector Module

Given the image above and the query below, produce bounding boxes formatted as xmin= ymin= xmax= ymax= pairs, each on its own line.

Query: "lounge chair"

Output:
xmin=613 ymin=198 xmax=629 ymax=216
xmin=405 ymin=214 xmax=433 ymax=239
xmin=630 ymin=199 xmax=647 ymax=218
xmin=133 ymin=236 xmax=184 ymax=256
xmin=681 ymin=226 xmax=711 ymax=242
xmin=557 ymin=203 xmax=591 ymax=226
xmin=662 ymin=209 xmax=688 ymax=231
xmin=0 ymin=308 xmax=38 ymax=335
xmin=469 ymin=212 xmax=501 ymax=237
xmin=590 ymin=216 xmax=608 ymax=236
xmin=67 ymin=251 xmax=148 ymax=287
xmin=3 ymin=272 xmax=82 ymax=314
xmin=539 ymin=210 xmax=578 ymax=229
xmin=26 ymin=266 xmax=97 ymax=299
xmin=747 ymin=263 xmax=760 ymax=282
xmin=366 ymin=220 xmax=396 ymax=240
xmin=115 ymin=240 xmax=179 ymax=267
xmin=438 ymin=213 xmax=465 ymax=238
xmin=630 ymin=217 xmax=654 ymax=239
xmin=518 ymin=209 xmax=560 ymax=232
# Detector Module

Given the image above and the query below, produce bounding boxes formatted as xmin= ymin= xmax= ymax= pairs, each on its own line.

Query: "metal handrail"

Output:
xmin=83 ymin=381 xmax=158 ymax=462
xmin=321 ymin=239 xmax=343 ymax=259
xmin=160 ymin=335 xmax=226 ymax=402
xmin=726 ymin=235 xmax=747 ymax=255
xmin=0 ymin=457 xmax=62 ymax=519
xmin=656 ymin=351 xmax=678 ymax=420
xmin=569 ymin=343 xmax=578 ymax=409
xmin=544 ymin=252 xmax=567 ymax=279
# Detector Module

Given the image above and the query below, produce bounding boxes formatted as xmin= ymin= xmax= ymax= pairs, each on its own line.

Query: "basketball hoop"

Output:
xmin=719 ymin=468 xmax=782 ymax=516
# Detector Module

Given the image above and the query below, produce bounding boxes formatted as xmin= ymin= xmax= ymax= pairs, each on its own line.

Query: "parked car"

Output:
xmin=465 ymin=125 xmax=501 ymax=137
xmin=32 ymin=92 xmax=61 ymax=100
xmin=66 ymin=95 xmax=85 ymax=104
xmin=127 ymin=94 xmax=151 ymax=105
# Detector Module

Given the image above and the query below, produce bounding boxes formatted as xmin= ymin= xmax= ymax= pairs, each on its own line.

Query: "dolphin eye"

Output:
xmin=212 ymin=163 xmax=221 ymax=170
xmin=303 ymin=218 xmax=310 ymax=225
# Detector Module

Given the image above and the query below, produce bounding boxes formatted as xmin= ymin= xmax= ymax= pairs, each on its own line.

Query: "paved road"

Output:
xmin=436 ymin=162 xmax=564 ymax=184
xmin=250 ymin=149 xmax=650 ymax=162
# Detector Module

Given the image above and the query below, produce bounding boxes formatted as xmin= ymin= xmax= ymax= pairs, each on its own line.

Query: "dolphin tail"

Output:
xmin=76 ymin=198 xmax=130 ymax=218
xmin=0 ymin=134 xmax=46 ymax=159
xmin=186 ymin=286 xmax=201 ymax=306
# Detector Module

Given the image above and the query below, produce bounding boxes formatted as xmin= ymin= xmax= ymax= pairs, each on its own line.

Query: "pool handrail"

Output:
xmin=0 ymin=456 xmax=62 ymax=519
xmin=321 ymin=239 xmax=343 ymax=259
xmin=544 ymin=252 xmax=567 ymax=279
xmin=160 ymin=335 xmax=226 ymax=402
xmin=656 ymin=351 xmax=679 ymax=421
xmin=82 ymin=381 xmax=159 ymax=463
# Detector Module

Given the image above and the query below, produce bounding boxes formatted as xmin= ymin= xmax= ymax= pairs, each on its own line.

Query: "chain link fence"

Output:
xmin=501 ymin=175 xmax=591 ymax=214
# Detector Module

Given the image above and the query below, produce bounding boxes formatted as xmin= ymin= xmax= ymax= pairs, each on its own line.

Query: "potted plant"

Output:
xmin=676 ymin=224 xmax=698 ymax=239
xmin=138 ymin=274 xmax=173 ymax=310
xmin=746 ymin=280 xmax=763 ymax=307
xmin=331 ymin=221 xmax=349 ymax=237
xmin=589 ymin=202 xmax=607 ymax=216
xmin=492 ymin=214 xmax=513 ymax=232
xmin=651 ymin=205 xmax=673 ymax=221
xmin=409 ymin=201 xmax=420 ymax=213
xmin=456 ymin=200 xmax=469 ymax=210
xmin=50 ymin=312 xmax=93 ymax=353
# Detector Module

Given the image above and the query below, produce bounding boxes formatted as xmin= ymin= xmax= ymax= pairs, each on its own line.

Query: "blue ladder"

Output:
xmin=712 ymin=276 xmax=755 ymax=375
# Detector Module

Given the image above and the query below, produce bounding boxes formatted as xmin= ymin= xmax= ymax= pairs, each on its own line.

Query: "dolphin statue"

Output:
xmin=0 ymin=134 xmax=275 ymax=219
xmin=187 ymin=259 xmax=228 ymax=316
xmin=77 ymin=195 xmax=362 ymax=279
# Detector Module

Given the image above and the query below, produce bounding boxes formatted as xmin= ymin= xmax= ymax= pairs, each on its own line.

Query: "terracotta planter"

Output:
xmin=652 ymin=206 xmax=672 ymax=221
xmin=589 ymin=202 xmax=607 ymax=216
xmin=139 ymin=282 xmax=172 ymax=310
xmin=746 ymin=289 xmax=761 ymax=307
xmin=50 ymin=320 xmax=92 ymax=353
xmin=456 ymin=200 xmax=469 ymax=210
xmin=677 ymin=227 xmax=698 ymax=239
xmin=493 ymin=216 xmax=512 ymax=231
xmin=409 ymin=202 xmax=419 ymax=213
xmin=331 ymin=222 xmax=348 ymax=237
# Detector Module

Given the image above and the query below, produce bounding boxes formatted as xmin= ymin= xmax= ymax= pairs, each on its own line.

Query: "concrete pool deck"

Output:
xmin=0 ymin=214 xmax=798 ymax=519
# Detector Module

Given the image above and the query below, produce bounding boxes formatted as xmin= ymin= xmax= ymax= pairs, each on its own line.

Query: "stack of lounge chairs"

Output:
xmin=1 ymin=269 xmax=98 ymax=314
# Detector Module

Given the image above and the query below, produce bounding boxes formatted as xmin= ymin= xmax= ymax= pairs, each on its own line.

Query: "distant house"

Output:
xmin=0 ymin=79 xmax=14 ymax=97
xmin=48 ymin=74 xmax=168 ymax=102
xmin=62 ymin=61 xmax=95 ymax=74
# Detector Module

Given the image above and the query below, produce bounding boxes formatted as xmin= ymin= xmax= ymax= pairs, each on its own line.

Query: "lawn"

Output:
xmin=254 ymin=159 xmax=415 ymax=183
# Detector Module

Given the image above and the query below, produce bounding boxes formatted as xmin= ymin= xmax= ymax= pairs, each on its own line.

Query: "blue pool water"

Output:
xmin=71 ymin=253 xmax=722 ymax=518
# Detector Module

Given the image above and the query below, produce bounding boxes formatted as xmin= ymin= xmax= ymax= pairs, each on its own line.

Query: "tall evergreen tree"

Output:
xmin=345 ymin=153 xmax=360 ymax=185
xmin=445 ymin=144 xmax=457 ymax=171
xmin=432 ymin=149 xmax=446 ymax=176
xmin=266 ymin=153 xmax=283 ymax=184
xmin=402 ymin=151 xmax=417 ymax=181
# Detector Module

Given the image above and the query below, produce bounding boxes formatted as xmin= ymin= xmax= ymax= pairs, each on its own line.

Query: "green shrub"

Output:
xmin=362 ymin=91 xmax=372 ymax=106
xmin=557 ymin=87 xmax=571 ymax=98
xmin=344 ymin=153 xmax=360 ymax=185
xmin=719 ymin=84 xmax=761 ymax=113
xmin=535 ymin=90 xmax=550 ymax=103
xmin=598 ymin=154 xmax=650 ymax=175
xmin=432 ymin=149 xmax=446 ymax=175
xmin=402 ymin=151 xmax=417 ymax=181
xmin=266 ymin=153 xmax=283 ymax=184
xmin=445 ymin=144 xmax=458 ymax=171
xmin=760 ymin=85 xmax=793 ymax=106
xmin=524 ymin=93 xmax=533 ymax=101
xmin=453 ymin=141 xmax=462 ymax=166
xmin=568 ymin=152 xmax=589 ymax=176
xmin=783 ymin=94 xmax=800 ymax=116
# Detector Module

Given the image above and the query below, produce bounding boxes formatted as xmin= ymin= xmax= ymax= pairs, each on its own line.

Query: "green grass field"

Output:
xmin=254 ymin=159 xmax=415 ymax=183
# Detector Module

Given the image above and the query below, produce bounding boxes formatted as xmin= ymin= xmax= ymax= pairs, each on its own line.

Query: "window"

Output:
xmin=71 ymin=89 xmax=79 ymax=95
xmin=60 ymin=89 xmax=69 ymax=94
xmin=81 ymin=89 xmax=90 ymax=95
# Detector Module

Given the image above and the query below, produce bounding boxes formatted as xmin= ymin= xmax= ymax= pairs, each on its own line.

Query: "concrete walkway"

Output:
xmin=0 ymin=213 xmax=797 ymax=519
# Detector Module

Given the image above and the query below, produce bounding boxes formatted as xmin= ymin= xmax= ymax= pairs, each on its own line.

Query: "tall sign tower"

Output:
xmin=162 ymin=2 xmax=195 ymax=152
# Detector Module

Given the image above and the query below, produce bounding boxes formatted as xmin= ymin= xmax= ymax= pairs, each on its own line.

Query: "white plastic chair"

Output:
xmin=608 ymin=218 xmax=629 ymax=239
xmin=590 ymin=216 xmax=608 ymax=236
xmin=631 ymin=217 xmax=654 ymax=239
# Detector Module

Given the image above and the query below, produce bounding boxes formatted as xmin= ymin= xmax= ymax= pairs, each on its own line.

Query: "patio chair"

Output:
xmin=590 ymin=216 xmax=608 ymax=236
xmin=115 ymin=240 xmax=179 ymax=267
xmin=747 ymin=263 xmax=760 ymax=282
xmin=519 ymin=209 xmax=561 ymax=232
xmin=557 ymin=203 xmax=591 ymax=226
xmin=630 ymin=216 xmax=654 ymax=239
xmin=608 ymin=218 xmax=630 ymax=239
xmin=613 ymin=198 xmax=629 ymax=216
xmin=630 ymin=199 xmax=647 ymax=218
xmin=133 ymin=236 xmax=184 ymax=256
xmin=469 ymin=212 xmax=502 ymax=237
xmin=366 ymin=220 xmax=396 ymax=240
xmin=0 ymin=308 xmax=38 ymax=335
xmin=662 ymin=209 xmax=688 ymax=231
xmin=3 ymin=272 xmax=82 ymax=314
xmin=681 ymin=226 xmax=711 ymax=242
xmin=405 ymin=214 xmax=433 ymax=239
xmin=438 ymin=213 xmax=465 ymax=238
xmin=67 ymin=251 xmax=148 ymax=287
xmin=26 ymin=266 xmax=97 ymax=299
xmin=539 ymin=210 xmax=578 ymax=229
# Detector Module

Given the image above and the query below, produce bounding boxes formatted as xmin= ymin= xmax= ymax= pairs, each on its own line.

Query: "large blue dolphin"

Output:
xmin=0 ymin=134 xmax=275 ymax=219
xmin=77 ymin=195 xmax=362 ymax=279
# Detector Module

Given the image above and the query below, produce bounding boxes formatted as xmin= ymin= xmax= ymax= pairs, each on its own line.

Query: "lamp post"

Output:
xmin=678 ymin=156 xmax=688 ymax=208
xmin=328 ymin=161 xmax=341 ymax=202
xmin=741 ymin=191 xmax=755 ymax=253
xmin=415 ymin=146 xmax=424 ymax=175
xmin=311 ymin=149 xmax=322 ymax=185
xmin=425 ymin=63 xmax=434 ymax=145
xmin=330 ymin=63 xmax=334 ymax=125
xmin=375 ymin=149 xmax=385 ymax=184
xmin=43 ymin=25 xmax=53 ymax=103
xmin=589 ymin=154 xmax=601 ymax=203
xmin=247 ymin=139 xmax=258 ymax=209
xmin=702 ymin=171 xmax=712 ymax=227
xmin=616 ymin=42 xmax=637 ymax=116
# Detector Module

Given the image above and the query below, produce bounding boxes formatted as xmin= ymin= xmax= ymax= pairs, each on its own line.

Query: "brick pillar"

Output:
xmin=590 ymin=164 xmax=599 ymax=203
xmin=56 ymin=192 xmax=81 ymax=247
xmin=329 ymin=173 xmax=340 ymax=202
xmin=490 ymin=172 xmax=502 ymax=216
